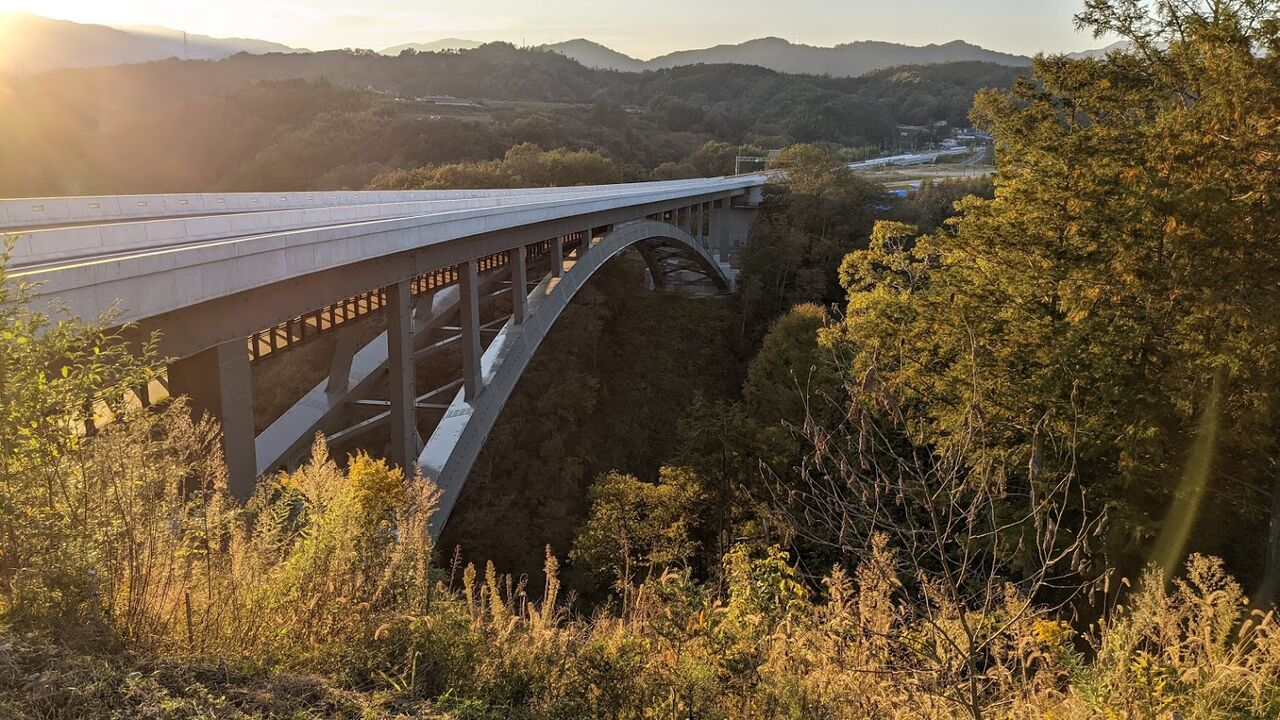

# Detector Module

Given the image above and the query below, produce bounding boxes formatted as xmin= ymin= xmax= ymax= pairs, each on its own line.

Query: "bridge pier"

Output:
xmin=168 ymin=338 xmax=257 ymax=498
xmin=510 ymin=246 xmax=528 ymax=324
xmin=460 ymin=259 xmax=483 ymax=400
xmin=551 ymin=236 xmax=564 ymax=278
xmin=385 ymin=280 xmax=420 ymax=477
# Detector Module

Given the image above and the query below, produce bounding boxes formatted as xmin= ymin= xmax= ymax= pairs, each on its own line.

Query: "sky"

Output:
xmin=0 ymin=0 xmax=1105 ymax=58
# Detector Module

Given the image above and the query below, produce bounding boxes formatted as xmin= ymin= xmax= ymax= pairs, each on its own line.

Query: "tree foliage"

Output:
xmin=368 ymin=143 xmax=624 ymax=189
xmin=827 ymin=0 xmax=1280 ymax=585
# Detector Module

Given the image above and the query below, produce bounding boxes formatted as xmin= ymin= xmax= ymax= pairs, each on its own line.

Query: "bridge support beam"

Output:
xmin=385 ymin=280 xmax=419 ymax=477
xmin=326 ymin=325 xmax=360 ymax=395
xmin=168 ymin=338 xmax=257 ymax=498
xmin=460 ymin=259 xmax=483 ymax=400
xmin=551 ymin=236 xmax=564 ymax=278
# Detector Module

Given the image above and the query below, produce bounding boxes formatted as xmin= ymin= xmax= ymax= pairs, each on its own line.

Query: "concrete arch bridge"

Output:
xmin=3 ymin=177 xmax=764 ymax=534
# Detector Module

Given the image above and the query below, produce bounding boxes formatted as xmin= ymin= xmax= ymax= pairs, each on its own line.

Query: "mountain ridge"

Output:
xmin=3 ymin=12 xmax=1120 ymax=78
xmin=0 ymin=12 xmax=303 ymax=74
xmin=626 ymin=37 xmax=1033 ymax=76
xmin=381 ymin=38 xmax=486 ymax=55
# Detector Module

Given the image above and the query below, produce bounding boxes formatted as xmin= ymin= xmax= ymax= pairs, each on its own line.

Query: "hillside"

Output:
xmin=1 ymin=12 xmax=1117 ymax=79
xmin=541 ymin=39 xmax=647 ymax=72
xmin=0 ymin=12 xmax=301 ymax=74
xmin=0 ymin=44 xmax=1023 ymax=194
xmin=545 ymin=36 xmax=1032 ymax=75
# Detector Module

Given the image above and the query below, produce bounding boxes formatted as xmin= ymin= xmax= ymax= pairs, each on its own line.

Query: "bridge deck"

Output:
xmin=5 ymin=177 xmax=762 ymax=355
xmin=6 ymin=176 xmax=766 ymax=516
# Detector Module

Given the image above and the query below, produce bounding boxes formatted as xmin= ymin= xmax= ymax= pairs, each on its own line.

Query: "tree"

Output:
xmin=687 ymin=141 xmax=738 ymax=177
xmin=742 ymin=303 xmax=841 ymax=428
xmin=368 ymin=143 xmax=623 ymax=190
xmin=571 ymin=468 xmax=706 ymax=601
xmin=827 ymin=0 xmax=1280 ymax=593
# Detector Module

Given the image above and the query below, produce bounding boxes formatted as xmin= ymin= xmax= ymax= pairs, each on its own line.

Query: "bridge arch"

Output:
xmin=417 ymin=219 xmax=731 ymax=534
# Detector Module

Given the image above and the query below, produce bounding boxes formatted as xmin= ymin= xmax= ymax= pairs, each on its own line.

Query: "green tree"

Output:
xmin=571 ymin=468 xmax=706 ymax=598
xmin=368 ymin=143 xmax=623 ymax=190
xmin=687 ymin=140 xmax=738 ymax=177
xmin=743 ymin=303 xmax=841 ymax=428
xmin=828 ymin=0 xmax=1280 ymax=589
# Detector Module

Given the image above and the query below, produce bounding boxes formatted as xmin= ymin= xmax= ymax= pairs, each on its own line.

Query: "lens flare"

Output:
xmin=1150 ymin=372 xmax=1223 ymax=580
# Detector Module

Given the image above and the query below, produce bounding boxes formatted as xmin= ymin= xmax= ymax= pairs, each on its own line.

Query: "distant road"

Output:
xmin=846 ymin=148 xmax=975 ymax=171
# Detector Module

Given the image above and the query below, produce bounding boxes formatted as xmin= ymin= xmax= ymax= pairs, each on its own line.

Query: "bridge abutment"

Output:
xmin=710 ymin=201 xmax=757 ymax=262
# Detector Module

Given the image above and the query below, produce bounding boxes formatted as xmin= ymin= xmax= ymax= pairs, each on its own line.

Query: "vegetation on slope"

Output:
xmin=0 ymin=46 xmax=1018 ymax=195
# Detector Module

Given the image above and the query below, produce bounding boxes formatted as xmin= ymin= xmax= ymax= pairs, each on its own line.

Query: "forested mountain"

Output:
xmin=0 ymin=44 xmax=1022 ymax=196
xmin=540 ymin=39 xmax=648 ymax=72
xmin=2 ymin=11 xmax=1111 ymax=79
xmin=0 ymin=12 xmax=302 ymax=74
xmin=547 ymin=36 xmax=1032 ymax=75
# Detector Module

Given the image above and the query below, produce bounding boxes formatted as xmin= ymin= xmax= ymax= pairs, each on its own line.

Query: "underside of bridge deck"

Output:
xmin=240 ymin=202 xmax=754 ymax=536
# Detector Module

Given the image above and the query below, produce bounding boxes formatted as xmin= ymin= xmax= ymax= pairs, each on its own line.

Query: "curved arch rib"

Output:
xmin=418 ymin=219 xmax=730 ymax=536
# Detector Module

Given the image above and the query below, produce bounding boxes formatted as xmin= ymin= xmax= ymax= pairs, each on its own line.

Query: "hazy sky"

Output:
xmin=0 ymin=0 xmax=1105 ymax=58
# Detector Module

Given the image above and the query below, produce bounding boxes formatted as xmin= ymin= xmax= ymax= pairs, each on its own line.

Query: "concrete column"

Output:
xmin=168 ymin=338 xmax=256 ymax=498
xmin=580 ymin=227 xmax=592 ymax=256
xmin=460 ymin=259 xmax=483 ymax=400
xmin=386 ymin=280 xmax=417 ymax=477
xmin=551 ymin=236 xmax=564 ymax=278
xmin=694 ymin=203 xmax=706 ymax=244
xmin=511 ymin=246 xmax=527 ymax=324
xmin=706 ymin=203 xmax=718 ymax=256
